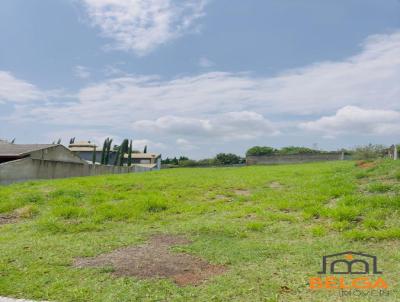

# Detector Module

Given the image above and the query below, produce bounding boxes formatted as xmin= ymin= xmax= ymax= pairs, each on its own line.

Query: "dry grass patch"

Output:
xmin=73 ymin=234 xmax=227 ymax=286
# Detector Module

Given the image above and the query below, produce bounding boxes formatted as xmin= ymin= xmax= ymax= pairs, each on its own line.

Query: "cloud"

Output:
xmin=198 ymin=56 xmax=215 ymax=68
xmin=131 ymin=139 xmax=166 ymax=151
xmin=80 ymin=0 xmax=208 ymax=55
xmin=133 ymin=111 xmax=279 ymax=140
xmin=0 ymin=71 xmax=45 ymax=103
xmin=74 ymin=65 xmax=91 ymax=79
xmin=176 ymin=138 xmax=197 ymax=150
xmin=6 ymin=31 xmax=400 ymax=156
xmin=299 ymin=106 xmax=400 ymax=136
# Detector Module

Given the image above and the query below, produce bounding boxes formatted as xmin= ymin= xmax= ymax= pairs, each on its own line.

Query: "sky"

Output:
xmin=0 ymin=0 xmax=399 ymax=158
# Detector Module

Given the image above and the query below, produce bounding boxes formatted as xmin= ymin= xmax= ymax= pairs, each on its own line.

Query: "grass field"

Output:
xmin=1 ymin=160 xmax=400 ymax=301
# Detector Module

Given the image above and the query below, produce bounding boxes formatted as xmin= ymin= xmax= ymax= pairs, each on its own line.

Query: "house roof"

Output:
xmin=134 ymin=163 xmax=158 ymax=169
xmin=0 ymin=144 xmax=55 ymax=157
xmin=69 ymin=147 xmax=98 ymax=152
xmin=124 ymin=153 xmax=161 ymax=159
xmin=69 ymin=141 xmax=97 ymax=151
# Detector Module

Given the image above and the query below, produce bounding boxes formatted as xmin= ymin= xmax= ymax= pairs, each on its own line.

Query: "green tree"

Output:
xmin=105 ymin=139 xmax=113 ymax=165
xmin=215 ymin=153 xmax=243 ymax=165
xmin=246 ymin=146 xmax=275 ymax=156
xmin=101 ymin=138 xmax=108 ymax=164
xmin=92 ymin=146 xmax=97 ymax=165
xmin=127 ymin=140 xmax=133 ymax=166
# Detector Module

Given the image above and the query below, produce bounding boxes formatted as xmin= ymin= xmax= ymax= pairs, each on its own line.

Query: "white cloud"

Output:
xmin=198 ymin=56 xmax=215 ymax=68
xmin=176 ymin=138 xmax=197 ymax=150
xmin=299 ymin=106 xmax=400 ymax=136
xmin=15 ymin=31 xmax=400 ymax=126
xmin=132 ymin=139 xmax=166 ymax=151
xmin=81 ymin=0 xmax=208 ymax=55
xmin=6 ymin=31 xmax=400 ymax=156
xmin=133 ymin=111 xmax=279 ymax=140
xmin=0 ymin=71 xmax=45 ymax=103
xmin=74 ymin=65 xmax=91 ymax=79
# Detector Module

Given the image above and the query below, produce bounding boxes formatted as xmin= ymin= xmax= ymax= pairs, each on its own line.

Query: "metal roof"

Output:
xmin=0 ymin=144 xmax=55 ymax=157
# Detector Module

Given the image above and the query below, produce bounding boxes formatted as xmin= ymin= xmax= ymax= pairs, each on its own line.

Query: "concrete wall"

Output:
xmin=0 ymin=158 xmax=154 ymax=185
xmin=30 ymin=145 xmax=86 ymax=164
xmin=72 ymin=150 xmax=118 ymax=164
xmin=246 ymin=152 xmax=343 ymax=165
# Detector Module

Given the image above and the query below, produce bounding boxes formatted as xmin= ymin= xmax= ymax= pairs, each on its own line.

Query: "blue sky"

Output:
xmin=1 ymin=0 xmax=400 ymax=158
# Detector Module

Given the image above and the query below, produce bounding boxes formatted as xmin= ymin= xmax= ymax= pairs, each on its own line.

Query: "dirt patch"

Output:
xmin=234 ymin=189 xmax=251 ymax=196
xmin=0 ymin=214 xmax=18 ymax=225
xmin=73 ymin=234 xmax=227 ymax=286
xmin=325 ymin=197 xmax=339 ymax=208
xmin=269 ymin=181 xmax=283 ymax=189
xmin=356 ymin=161 xmax=376 ymax=169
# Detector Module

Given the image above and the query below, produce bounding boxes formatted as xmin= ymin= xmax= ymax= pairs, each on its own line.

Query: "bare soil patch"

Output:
xmin=234 ymin=189 xmax=251 ymax=196
xmin=269 ymin=181 xmax=283 ymax=189
xmin=356 ymin=161 xmax=376 ymax=169
xmin=325 ymin=197 xmax=339 ymax=208
xmin=73 ymin=234 xmax=227 ymax=286
xmin=0 ymin=214 xmax=18 ymax=225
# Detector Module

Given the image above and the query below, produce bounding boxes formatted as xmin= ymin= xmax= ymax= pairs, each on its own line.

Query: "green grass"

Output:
xmin=1 ymin=160 xmax=400 ymax=301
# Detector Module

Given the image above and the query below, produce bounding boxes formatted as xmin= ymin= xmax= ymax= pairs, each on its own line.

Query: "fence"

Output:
xmin=246 ymin=152 xmax=344 ymax=165
xmin=0 ymin=158 xmax=154 ymax=185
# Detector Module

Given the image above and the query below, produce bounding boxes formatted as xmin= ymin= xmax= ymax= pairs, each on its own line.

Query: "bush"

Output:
xmin=277 ymin=146 xmax=319 ymax=155
xmin=246 ymin=146 xmax=321 ymax=156
xmin=215 ymin=153 xmax=244 ymax=165
xmin=246 ymin=146 xmax=275 ymax=156
xmin=352 ymin=144 xmax=387 ymax=160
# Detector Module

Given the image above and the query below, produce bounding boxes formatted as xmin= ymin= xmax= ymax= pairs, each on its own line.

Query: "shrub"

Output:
xmin=246 ymin=146 xmax=275 ymax=156
xmin=352 ymin=144 xmax=387 ymax=160
xmin=215 ymin=153 xmax=243 ymax=165
xmin=277 ymin=146 xmax=319 ymax=155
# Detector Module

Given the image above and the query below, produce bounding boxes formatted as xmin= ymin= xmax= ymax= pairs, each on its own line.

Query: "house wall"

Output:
xmin=246 ymin=152 xmax=344 ymax=165
xmin=70 ymin=151 xmax=118 ymax=164
xmin=0 ymin=158 xmax=155 ymax=185
xmin=30 ymin=145 xmax=86 ymax=164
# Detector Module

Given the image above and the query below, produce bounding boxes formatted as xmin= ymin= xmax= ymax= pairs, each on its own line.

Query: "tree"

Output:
xmin=143 ymin=145 xmax=147 ymax=153
xmin=178 ymin=156 xmax=189 ymax=163
xmin=57 ymin=138 xmax=61 ymax=144
xmin=105 ymin=139 xmax=113 ymax=165
xmin=127 ymin=140 xmax=133 ymax=166
xmin=215 ymin=153 xmax=243 ymax=165
xmin=10 ymin=138 xmax=15 ymax=144
xmin=278 ymin=146 xmax=318 ymax=155
xmin=117 ymin=139 xmax=129 ymax=166
xmin=353 ymin=144 xmax=387 ymax=160
xmin=92 ymin=146 xmax=97 ymax=165
xmin=245 ymin=146 xmax=275 ymax=156
xmin=101 ymin=138 xmax=108 ymax=164
xmin=113 ymin=146 xmax=120 ymax=166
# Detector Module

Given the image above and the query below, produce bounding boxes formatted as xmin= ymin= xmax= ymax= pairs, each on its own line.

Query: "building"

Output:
xmin=68 ymin=141 xmax=117 ymax=164
xmin=69 ymin=140 xmax=161 ymax=170
xmin=125 ymin=153 xmax=162 ymax=170
xmin=0 ymin=143 xmax=157 ymax=185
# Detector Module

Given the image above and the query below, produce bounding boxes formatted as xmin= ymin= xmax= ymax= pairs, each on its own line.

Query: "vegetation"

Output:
xmin=245 ymin=146 xmax=275 ymax=156
xmin=246 ymin=145 xmax=322 ymax=156
xmin=352 ymin=144 xmax=388 ymax=160
xmin=1 ymin=160 xmax=400 ymax=301
xmin=163 ymin=153 xmax=245 ymax=167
